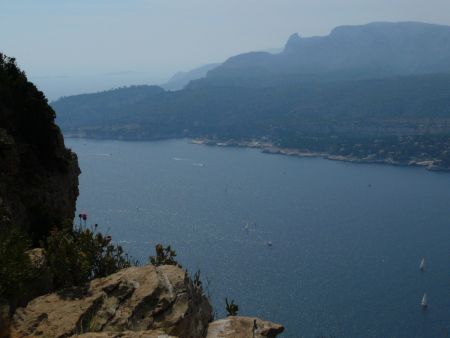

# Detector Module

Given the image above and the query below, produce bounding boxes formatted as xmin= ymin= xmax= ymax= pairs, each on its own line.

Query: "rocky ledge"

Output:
xmin=10 ymin=265 xmax=284 ymax=338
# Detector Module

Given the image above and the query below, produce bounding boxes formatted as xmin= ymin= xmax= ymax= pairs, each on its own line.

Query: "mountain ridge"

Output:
xmin=191 ymin=21 xmax=450 ymax=88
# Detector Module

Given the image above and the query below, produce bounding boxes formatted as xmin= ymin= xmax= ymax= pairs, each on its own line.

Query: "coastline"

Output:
xmin=63 ymin=133 xmax=450 ymax=172
xmin=189 ymin=138 xmax=450 ymax=172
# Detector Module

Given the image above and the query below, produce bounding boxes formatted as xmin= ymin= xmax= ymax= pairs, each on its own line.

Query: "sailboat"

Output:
xmin=419 ymin=258 xmax=425 ymax=271
xmin=421 ymin=293 xmax=428 ymax=308
xmin=244 ymin=222 xmax=250 ymax=234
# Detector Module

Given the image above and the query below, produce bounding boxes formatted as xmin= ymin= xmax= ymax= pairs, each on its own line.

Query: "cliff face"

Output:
xmin=0 ymin=54 xmax=79 ymax=243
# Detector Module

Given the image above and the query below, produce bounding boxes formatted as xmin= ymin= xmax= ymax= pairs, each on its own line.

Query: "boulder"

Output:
xmin=206 ymin=316 xmax=284 ymax=338
xmin=12 ymin=265 xmax=213 ymax=338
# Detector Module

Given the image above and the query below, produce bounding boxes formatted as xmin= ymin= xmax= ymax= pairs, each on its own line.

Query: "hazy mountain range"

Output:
xmin=188 ymin=21 xmax=450 ymax=88
xmin=161 ymin=63 xmax=220 ymax=91
xmin=161 ymin=47 xmax=283 ymax=91
xmin=53 ymin=21 xmax=450 ymax=168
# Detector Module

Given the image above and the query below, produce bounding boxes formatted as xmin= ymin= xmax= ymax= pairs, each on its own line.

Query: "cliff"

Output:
xmin=0 ymin=54 xmax=284 ymax=337
xmin=0 ymin=54 xmax=80 ymax=244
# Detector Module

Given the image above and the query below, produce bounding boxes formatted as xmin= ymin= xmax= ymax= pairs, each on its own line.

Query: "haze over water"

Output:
xmin=68 ymin=138 xmax=450 ymax=338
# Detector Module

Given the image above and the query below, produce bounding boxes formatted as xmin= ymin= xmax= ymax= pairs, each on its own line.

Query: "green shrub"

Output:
xmin=193 ymin=270 xmax=202 ymax=289
xmin=149 ymin=244 xmax=179 ymax=266
xmin=0 ymin=226 xmax=36 ymax=305
xmin=225 ymin=297 xmax=239 ymax=316
xmin=44 ymin=224 xmax=134 ymax=288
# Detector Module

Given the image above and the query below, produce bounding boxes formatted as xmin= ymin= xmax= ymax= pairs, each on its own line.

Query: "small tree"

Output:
xmin=225 ymin=297 xmax=239 ymax=316
xmin=0 ymin=226 xmax=36 ymax=306
xmin=149 ymin=244 xmax=178 ymax=266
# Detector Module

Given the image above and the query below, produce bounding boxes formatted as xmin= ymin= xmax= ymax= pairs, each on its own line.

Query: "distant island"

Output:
xmin=53 ymin=22 xmax=450 ymax=171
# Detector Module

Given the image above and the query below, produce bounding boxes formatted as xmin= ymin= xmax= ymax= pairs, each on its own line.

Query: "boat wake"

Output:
xmin=91 ymin=153 xmax=113 ymax=158
xmin=172 ymin=157 xmax=205 ymax=167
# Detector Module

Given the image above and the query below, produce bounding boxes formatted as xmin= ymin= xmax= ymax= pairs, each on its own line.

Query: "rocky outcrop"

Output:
xmin=206 ymin=317 xmax=284 ymax=338
xmin=11 ymin=264 xmax=285 ymax=338
xmin=74 ymin=331 xmax=178 ymax=338
xmin=0 ymin=54 xmax=79 ymax=243
xmin=72 ymin=317 xmax=287 ymax=338
xmin=11 ymin=265 xmax=213 ymax=338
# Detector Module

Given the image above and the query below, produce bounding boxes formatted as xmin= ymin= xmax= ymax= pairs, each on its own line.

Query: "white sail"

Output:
xmin=419 ymin=258 xmax=425 ymax=271
xmin=421 ymin=293 xmax=428 ymax=307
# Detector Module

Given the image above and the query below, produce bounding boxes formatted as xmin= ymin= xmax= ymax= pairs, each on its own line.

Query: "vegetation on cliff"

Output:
xmin=0 ymin=223 xmax=135 ymax=309
xmin=0 ymin=227 xmax=36 ymax=308
xmin=44 ymin=223 xmax=134 ymax=289
xmin=0 ymin=54 xmax=131 ymax=312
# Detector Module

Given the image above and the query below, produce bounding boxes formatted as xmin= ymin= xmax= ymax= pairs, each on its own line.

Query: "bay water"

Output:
xmin=67 ymin=138 xmax=450 ymax=338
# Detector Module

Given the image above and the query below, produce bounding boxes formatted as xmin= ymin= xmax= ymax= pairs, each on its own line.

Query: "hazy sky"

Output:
xmin=2 ymin=0 xmax=450 ymax=99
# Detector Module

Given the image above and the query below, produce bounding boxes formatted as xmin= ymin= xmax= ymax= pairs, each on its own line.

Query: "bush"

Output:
xmin=225 ymin=297 xmax=239 ymax=316
xmin=44 ymin=224 xmax=134 ymax=288
xmin=149 ymin=244 xmax=179 ymax=266
xmin=0 ymin=226 xmax=36 ymax=305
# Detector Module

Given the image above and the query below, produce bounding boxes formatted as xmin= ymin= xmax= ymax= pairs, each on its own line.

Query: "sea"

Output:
xmin=67 ymin=138 xmax=450 ymax=338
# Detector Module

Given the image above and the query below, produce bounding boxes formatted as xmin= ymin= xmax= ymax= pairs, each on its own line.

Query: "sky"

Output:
xmin=2 ymin=0 xmax=450 ymax=99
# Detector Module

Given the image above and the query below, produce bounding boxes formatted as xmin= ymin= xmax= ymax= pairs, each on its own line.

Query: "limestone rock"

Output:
xmin=73 ymin=331 xmax=178 ymax=338
xmin=206 ymin=316 xmax=284 ymax=338
xmin=12 ymin=265 xmax=213 ymax=338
